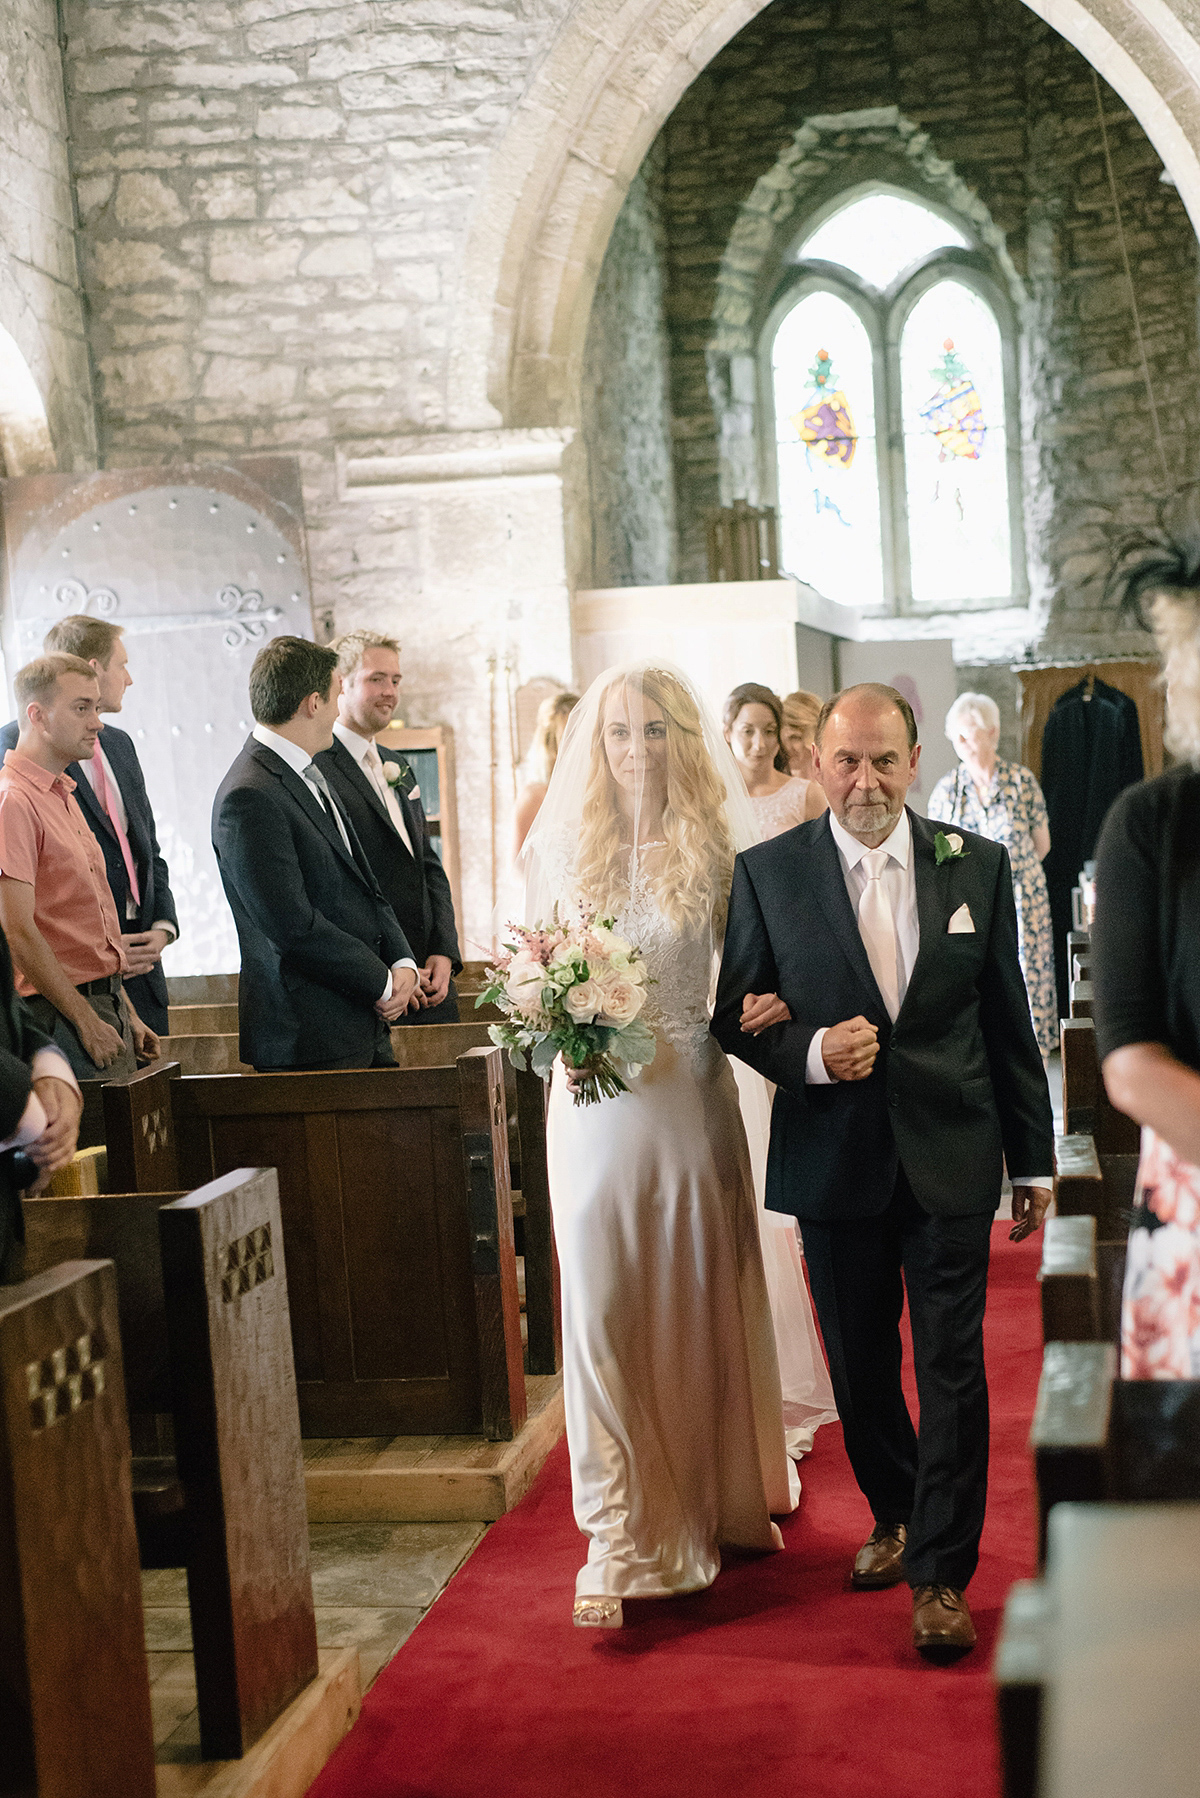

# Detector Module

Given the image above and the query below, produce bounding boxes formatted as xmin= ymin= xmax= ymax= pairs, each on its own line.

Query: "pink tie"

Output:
xmin=92 ymin=751 xmax=141 ymax=908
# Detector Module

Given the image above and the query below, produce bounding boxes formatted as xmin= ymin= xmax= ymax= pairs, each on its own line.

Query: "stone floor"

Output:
xmin=145 ymin=1520 xmax=487 ymax=1759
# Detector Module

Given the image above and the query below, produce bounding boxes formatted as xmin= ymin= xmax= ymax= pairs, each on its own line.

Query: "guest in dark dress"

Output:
xmin=1093 ymin=534 xmax=1200 ymax=1377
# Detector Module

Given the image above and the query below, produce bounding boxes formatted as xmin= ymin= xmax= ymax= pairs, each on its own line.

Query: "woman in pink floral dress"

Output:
xmin=1094 ymin=534 xmax=1200 ymax=1378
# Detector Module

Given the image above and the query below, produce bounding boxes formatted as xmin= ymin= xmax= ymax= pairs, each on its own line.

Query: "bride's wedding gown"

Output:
xmin=547 ymin=877 xmax=799 ymax=1601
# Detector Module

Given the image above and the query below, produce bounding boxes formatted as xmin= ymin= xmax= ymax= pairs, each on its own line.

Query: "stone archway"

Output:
xmin=455 ymin=0 xmax=1200 ymax=434
xmin=0 ymin=322 xmax=56 ymax=477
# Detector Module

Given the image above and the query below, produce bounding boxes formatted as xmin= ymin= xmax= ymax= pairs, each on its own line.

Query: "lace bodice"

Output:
xmin=616 ymin=875 xmax=715 ymax=1067
xmin=528 ymin=826 xmax=716 ymax=1068
xmin=749 ymin=778 xmax=810 ymax=840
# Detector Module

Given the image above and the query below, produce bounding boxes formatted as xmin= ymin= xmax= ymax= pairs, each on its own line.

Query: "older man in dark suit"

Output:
xmin=317 ymin=630 xmax=462 ymax=1025
xmin=0 ymin=615 xmax=179 ymax=1037
xmin=212 ymin=637 xmax=420 ymax=1072
xmin=713 ymin=683 xmax=1054 ymax=1659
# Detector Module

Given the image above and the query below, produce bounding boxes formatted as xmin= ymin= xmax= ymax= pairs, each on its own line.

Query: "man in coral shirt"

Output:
xmin=0 ymin=655 xmax=158 ymax=1080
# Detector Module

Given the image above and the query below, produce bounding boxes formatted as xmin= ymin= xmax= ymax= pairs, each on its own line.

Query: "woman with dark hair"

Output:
xmin=723 ymin=682 xmax=825 ymax=838
xmin=1093 ymin=529 xmax=1200 ymax=1377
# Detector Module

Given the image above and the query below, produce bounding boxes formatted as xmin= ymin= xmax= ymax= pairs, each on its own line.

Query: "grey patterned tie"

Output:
xmin=302 ymin=762 xmax=353 ymax=856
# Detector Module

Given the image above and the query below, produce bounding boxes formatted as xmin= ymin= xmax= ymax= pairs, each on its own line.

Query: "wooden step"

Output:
xmin=302 ymin=1372 xmax=564 ymax=1523
xmin=167 ymin=1003 xmax=239 ymax=1035
xmin=158 ymin=1033 xmax=250 ymax=1075
xmin=167 ymin=973 xmax=239 ymax=1005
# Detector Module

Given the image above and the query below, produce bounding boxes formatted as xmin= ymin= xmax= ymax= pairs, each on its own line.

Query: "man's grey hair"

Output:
xmin=944 ymin=691 xmax=1000 ymax=744
xmin=333 ymin=629 xmax=401 ymax=682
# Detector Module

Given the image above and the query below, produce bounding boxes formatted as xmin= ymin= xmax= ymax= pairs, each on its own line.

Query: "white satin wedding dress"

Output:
xmin=547 ymin=875 xmax=800 ymax=1601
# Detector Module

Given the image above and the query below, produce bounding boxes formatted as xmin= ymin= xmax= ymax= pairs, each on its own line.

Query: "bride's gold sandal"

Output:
xmin=573 ymin=1596 xmax=623 ymax=1628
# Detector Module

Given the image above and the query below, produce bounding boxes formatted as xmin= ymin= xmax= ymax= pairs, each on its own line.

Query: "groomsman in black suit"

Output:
xmin=0 ymin=616 xmax=179 ymax=1037
xmin=317 ymin=631 xmax=462 ymax=1025
xmin=714 ymin=684 xmax=1053 ymax=1659
xmin=212 ymin=637 xmax=420 ymax=1072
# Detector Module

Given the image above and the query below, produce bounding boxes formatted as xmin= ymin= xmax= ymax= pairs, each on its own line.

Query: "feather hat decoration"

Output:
xmin=1105 ymin=488 xmax=1200 ymax=629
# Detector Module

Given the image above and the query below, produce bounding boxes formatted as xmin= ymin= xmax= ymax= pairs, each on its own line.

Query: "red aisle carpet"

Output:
xmin=309 ymin=1224 xmax=1042 ymax=1798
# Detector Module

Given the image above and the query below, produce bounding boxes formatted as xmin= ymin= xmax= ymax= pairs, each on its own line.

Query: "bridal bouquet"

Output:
xmin=478 ymin=914 xmax=656 ymax=1106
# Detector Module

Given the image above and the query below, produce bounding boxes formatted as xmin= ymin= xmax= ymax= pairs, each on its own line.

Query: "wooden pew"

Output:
xmin=994 ymin=1578 xmax=1051 ymax=1798
xmin=1052 ymin=1133 xmax=1133 ymax=1343
xmin=18 ymin=1169 xmax=319 ymax=1760
xmin=105 ymin=1049 xmax=527 ymax=1442
xmin=389 ymin=1020 xmax=561 ymax=1376
xmin=1060 ymin=1017 xmax=1139 ymax=1154
xmin=1030 ymin=1341 xmax=1200 ymax=1561
xmin=1039 ymin=1215 xmax=1100 ymax=1343
xmin=1068 ymin=979 xmax=1093 ymax=1019
xmin=1041 ymin=1502 xmax=1200 ymax=1798
xmin=0 ymin=1260 xmax=156 ymax=1796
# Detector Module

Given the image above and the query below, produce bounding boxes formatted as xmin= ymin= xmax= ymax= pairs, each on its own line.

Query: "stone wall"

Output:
xmin=0 ymin=0 xmax=94 ymax=472
xmin=650 ymin=0 xmax=1198 ymax=643
xmin=579 ymin=142 xmax=676 ymax=590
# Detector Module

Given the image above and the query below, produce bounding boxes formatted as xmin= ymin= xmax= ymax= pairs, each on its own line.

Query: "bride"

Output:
xmin=521 ymin=662 xmax=799 ymax=1627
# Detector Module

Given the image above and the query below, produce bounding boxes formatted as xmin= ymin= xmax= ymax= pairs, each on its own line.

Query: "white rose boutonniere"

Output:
xmin=383 ymin=761 xmax=403 ymax=787
xmin=934 ymin=830 xmax=969 ymax=866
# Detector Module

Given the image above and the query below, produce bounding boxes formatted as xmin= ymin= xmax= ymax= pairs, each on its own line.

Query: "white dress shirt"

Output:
xmin=251 ymin=725 xmax=415 ymax=1000
xmin=79 ymin=740 xmax=177 ymax=938
xmin=804 ymin=808 xmax=1050 ymax=1189
xmin=332 ymin=722 xmax=414 ymax=857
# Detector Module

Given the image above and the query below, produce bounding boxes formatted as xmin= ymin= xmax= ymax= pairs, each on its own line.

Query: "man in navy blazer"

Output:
xmin=212 ymin=637 xmax=420 ymax=1072
xmin=0 ymin=616 xmax=179 ymax=1036
xmin=713 ymin=684 xmax=1053 ymax=1659
xmin=317 ymin=631 xmax=461 ymax=1025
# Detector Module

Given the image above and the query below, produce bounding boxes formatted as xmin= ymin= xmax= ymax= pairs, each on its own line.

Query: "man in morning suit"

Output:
xmin=0 ymin=615 xmax=179 ymax=1037
xmin=317 ymin=630 xmax=462 ymax=1025
xmin=712 ymin=684 xmax=1054 ymax=1659
xmin=212 ymin=636 xmax=420 ymax=1072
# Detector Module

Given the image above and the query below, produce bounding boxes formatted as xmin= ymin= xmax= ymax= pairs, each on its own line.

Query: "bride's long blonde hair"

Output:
xmin=574 ymin=667 xmax=737 ymax=934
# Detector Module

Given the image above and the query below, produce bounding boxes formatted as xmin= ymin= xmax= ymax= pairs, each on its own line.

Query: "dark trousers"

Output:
xmin=25 ymin=985 xmax=137 ymax=1082
xmin=800 ymin=1168 xmax=994 ymax=1590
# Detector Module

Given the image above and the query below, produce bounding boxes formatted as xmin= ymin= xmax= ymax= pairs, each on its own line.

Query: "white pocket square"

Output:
xmin=947 ymin=903 xmax=975 ymax=934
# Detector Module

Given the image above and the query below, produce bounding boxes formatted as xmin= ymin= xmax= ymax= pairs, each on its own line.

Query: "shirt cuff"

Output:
xmin=0 ymin=1090 xmax=47 ymax=1152
xmin=151 ymin=920 xmax=178 ymax=943
xmin=1010 ymin=1176 xmax=1054 ymax=1189
xmin=30 ymin=1047 xmax=81 ymax=1097
xmin=806 ymin=1027 xmax=834 ymax=1084
xmin=380 ymin=959 xmax=419 ymax=1001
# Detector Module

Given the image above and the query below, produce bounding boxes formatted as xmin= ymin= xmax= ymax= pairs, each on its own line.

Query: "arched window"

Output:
xmin=765 ymin=189 xmax=1023 ymax=613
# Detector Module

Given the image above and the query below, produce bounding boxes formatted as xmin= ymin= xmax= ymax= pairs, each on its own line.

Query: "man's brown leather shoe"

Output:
xmin=911 ymin=1584 xmax=976 ymax=1657
xmin=851 ymin=1523 xmax=907 ymax=1589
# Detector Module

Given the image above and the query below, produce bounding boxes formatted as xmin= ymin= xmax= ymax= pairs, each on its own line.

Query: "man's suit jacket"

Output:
xmin=0 ymin=720 xmax=179 ymax=1035
xmin=0 ymin=922 xmax=57 ymax=1266
xmin=212 ymin=737 xmax=415 ymax=1070
xmin=316 ymin=736 xmax=461 ymax=972
xmin=712 ymin=809 xmax=1053 ymax=1223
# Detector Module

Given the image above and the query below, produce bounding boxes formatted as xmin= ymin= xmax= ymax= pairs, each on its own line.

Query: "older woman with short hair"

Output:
xmin=928 ymin=692 xmax=1056 ymax=1057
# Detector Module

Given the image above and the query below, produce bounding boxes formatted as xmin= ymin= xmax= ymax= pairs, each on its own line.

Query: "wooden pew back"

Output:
xmin=388 ymin=1020 xmax=561 ymax=1376
xmin=0 ymin=1261 xmax=155 ymax=1796
xmin=160 ymin=1049 xmax=526 ymax=1439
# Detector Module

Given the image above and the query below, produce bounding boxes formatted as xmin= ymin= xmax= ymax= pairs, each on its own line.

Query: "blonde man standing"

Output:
xmin=317 ymin=631 xmax=462 ymax=1024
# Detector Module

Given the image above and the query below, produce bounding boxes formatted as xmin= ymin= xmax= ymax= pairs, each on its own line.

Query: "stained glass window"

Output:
xmin=798 ymin=194 xmax=968 ymax=293
xmin=900 ymin=279 xmax=1010 ymax=604
xmin=772 ymin=290 xmax=884 ymax=609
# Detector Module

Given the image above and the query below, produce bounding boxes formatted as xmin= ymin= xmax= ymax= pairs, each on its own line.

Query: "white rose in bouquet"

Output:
xmin=595 ymin=971 xmax=645 ymax=1026
xmin=505 ymin=952 xmax=547 ymax=1014
xmin=564 ymin=977 xmax=602 ymax=1023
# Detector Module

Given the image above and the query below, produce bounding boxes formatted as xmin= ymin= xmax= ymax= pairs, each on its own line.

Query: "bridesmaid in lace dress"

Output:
xmin=521 ymin=664 xmax=799 ymax=1627
xmin=723 ymin=683 xmax=826 ymax=836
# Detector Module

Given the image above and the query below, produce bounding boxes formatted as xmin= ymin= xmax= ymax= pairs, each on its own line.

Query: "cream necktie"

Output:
xmin=363 ymin=746 xmax=413 ymax=856
xmin=858 ymin=847 xmax=900 ymax=1021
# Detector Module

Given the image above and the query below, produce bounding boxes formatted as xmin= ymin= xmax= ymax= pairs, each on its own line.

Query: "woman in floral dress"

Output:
xmin=1094 ymin=532 xmax=1200 ymax=1379
xmin=928 ymin=694 xmax=1056 ymax=1058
